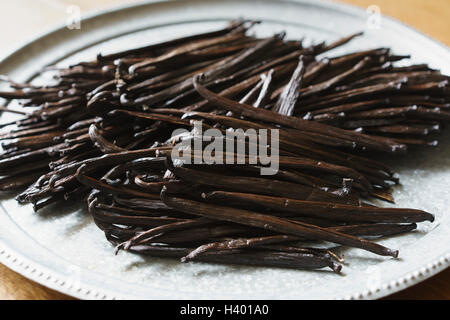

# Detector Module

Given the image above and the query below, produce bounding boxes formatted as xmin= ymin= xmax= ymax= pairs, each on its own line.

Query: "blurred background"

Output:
xmin=0 ymin=0 xmax=448 ymax=300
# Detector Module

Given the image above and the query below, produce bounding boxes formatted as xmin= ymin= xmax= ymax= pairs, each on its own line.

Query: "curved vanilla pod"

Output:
xmin=166 ymin=160 xmax=353 ymax=203
xmin=205 ymin=191 xmax=434 ymax=223
xmin=123 ymin=243 xmax=342 ymax=273
xmin=193 ymin=75 xmax=407 ymax=153
xmin=181 ymin=222 xmax=416 ymax=261
xmin=160 ymin=187 xmax=399 ymax=258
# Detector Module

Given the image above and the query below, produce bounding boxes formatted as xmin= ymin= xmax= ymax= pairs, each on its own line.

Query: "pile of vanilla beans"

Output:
xmin=0 ymin=20 xmax=448 ymax=273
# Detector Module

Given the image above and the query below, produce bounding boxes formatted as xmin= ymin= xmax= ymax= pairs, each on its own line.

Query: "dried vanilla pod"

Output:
xmin=0 ymin=20 xmax=448 ymax=272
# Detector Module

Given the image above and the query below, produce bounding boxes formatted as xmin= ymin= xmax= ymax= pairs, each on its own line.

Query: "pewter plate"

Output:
xmin=0 ymin=0 xmax=449 ymax=300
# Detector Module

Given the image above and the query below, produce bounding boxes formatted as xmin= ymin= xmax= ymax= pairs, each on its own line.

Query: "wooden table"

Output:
xmin=0 ymin=0 xmax=449 ymax=300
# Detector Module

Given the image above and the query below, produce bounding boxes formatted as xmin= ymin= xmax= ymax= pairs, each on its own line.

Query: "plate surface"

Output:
xmin=0 ymin=0 xmax=449 ymax=300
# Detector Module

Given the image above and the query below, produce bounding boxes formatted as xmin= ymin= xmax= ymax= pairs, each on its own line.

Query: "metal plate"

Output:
xmin=0 ymin=0 xmax=449 ymax=300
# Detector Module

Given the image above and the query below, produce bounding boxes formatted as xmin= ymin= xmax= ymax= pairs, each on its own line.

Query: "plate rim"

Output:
xmin=0 ymin=0 xmax=449 ymax=300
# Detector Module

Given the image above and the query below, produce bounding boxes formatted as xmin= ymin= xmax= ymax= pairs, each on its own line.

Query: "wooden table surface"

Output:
xmin=0 ymin=0 xmax=449 ymax=300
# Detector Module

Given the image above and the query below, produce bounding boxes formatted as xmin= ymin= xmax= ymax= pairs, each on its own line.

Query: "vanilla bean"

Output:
xmin=193 ymin=75 xmax=407 ymax=153
xmin=125 ymin=243 xmax=342 ymax=272
xmin=160 ymin=189 xmax=398 ymax=257
xmin=300 ymin=57 xmax=371 ymax=98
xmin=183 ymin=221 xmax=415 ymax=261
xmin=205 ymin=191 xmax=434 ymax=223
xmin=272 ymin=56 xmax=306 ymax=116
xmin=167 ymin=161 xmax=347 ymax=202
xmin=98 ymin=20 xmax=254 ymax=62
xmin=0 ymin=23 xmax=446 ymax=274
xmin=76 ymin=164 xmax=160 ymax=199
